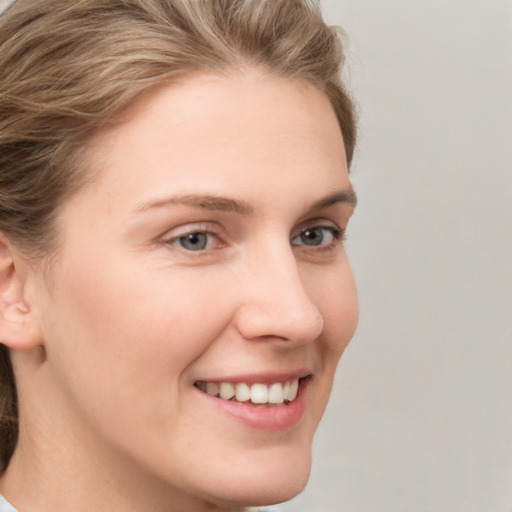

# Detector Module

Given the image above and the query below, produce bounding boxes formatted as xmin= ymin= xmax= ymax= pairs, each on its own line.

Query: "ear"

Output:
xmin=0 ymin=234 xmax=43 ymax=350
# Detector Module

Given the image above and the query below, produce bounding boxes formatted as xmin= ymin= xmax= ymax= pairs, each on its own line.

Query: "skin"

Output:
xmin=0 ymin=70 xmax=358 ymax=511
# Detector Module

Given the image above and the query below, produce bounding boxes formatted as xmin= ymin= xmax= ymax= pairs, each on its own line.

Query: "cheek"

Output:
xmin=305 ymin=260 xmax=357 ymax=424
xmin=41 ymin=255 xmax=233 ymax=408
xmin=330 ymin=275 xmax=358 ymax=355
xmin=37 ymin=257 xmax=240 ymax=473
xmin=307 ymin=258 xmax=358 ymax=357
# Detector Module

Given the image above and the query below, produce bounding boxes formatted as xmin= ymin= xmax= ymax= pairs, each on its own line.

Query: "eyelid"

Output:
xmin=156 ymin=218 xmax=345 ymax=256
xmin=291 ymin=218 xmax=343 ymax=238
xmin=290 ymin=219 xmax=346 ymax=254
xmin=159 ymin=222 xmax=225 ymax=247
xmin=291 ymin=226 xmax=342 ymax=244
xmin=160 ymin=220 xmax=219 ymax=236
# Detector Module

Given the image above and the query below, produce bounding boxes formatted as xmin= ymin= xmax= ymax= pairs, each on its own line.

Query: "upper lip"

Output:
xmin=194 ymin=369 xmax=312 ymax=385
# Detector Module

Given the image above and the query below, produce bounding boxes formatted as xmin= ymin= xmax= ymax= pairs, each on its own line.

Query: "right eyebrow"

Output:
xmin=132 ymin=194 xmax=254 ymax=216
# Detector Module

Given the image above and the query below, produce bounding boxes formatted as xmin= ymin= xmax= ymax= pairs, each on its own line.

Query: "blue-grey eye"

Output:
xmin=177 ymin=232 xmax=209 ymax=251
xmin=292 ymin=227 xmax=337 ymax=247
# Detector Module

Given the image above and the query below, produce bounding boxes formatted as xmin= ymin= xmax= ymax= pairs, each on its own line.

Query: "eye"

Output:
xmin=168 ymin=231 xmax=219 ymax=252
xmin=291 ymin=226 xmax=341 ymax=247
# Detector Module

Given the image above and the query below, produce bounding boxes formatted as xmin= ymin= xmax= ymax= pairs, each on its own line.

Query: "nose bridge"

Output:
xmin=235 ymin=242 xmax=324 ymax=344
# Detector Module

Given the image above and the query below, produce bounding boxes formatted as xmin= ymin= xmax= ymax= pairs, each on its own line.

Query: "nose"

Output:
xmin=234 ymin=247 xmax=324 ymax=345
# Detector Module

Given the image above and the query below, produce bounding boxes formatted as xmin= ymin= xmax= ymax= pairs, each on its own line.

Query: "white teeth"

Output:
xmin=235 ymin=383 xmax=251 ymax=402
xmin=268 ymin=383 xmax=285 ymax=404
xmin=251 ymin=383 xmax=269 ymax=404
xmin=287 ymin=379 xmax=299 ymax=401
xmin=219 ymin=382 xmax=235 ymax=400
xmin=198 ymin=378 xmax=302 ymax=405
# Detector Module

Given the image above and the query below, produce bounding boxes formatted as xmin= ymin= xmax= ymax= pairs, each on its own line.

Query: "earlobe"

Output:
xmin=0 ymin=234 xmax=43 ymax=350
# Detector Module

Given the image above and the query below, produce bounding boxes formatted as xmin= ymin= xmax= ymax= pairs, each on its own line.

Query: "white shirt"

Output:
xmin=0 ymin=496 xmax=16 ymax=512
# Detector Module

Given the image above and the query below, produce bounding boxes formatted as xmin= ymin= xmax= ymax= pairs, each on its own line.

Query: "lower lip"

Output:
xmin=195 ymin=379 xmax=309 ymax=431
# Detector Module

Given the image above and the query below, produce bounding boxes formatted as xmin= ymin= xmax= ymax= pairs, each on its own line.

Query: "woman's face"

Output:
xmin=30 ymin=71 xmax=358 ymax=508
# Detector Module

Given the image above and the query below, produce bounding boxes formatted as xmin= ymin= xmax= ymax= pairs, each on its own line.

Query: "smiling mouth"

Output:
xmin=194 ymin=376 xmax=311 ymax=406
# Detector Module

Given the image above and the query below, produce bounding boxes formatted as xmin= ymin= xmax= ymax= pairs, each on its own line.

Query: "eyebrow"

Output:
xmin=134 ymin=194 xmax=254 ymax=215
xmin=306 ymin=189 xmax=357 ymax=214
xmin=133 ymin=188 xmax=357 ymax=216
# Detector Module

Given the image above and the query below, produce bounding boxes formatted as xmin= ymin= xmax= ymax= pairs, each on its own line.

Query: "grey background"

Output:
xmin=1 ymin=0 xmax=510 ymax=510
xmin=281 ymin=0 xmax=512 ymax=511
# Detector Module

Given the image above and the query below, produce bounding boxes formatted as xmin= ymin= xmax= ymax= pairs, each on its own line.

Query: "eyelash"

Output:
xmin=162 ymin=223 xmax=344 ymax=254
xmin=291 ymin=225 xmax=343 ymax=248
xmin=162 ymin=224 xmax=224 ymax=252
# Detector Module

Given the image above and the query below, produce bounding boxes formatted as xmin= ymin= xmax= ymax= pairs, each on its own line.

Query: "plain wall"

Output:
xmin=280 ymin=1 xmax=512 ymax=511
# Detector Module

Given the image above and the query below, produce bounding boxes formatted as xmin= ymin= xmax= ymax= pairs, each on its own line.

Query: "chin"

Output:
xmin=199 ymin=446 xmax=312 ymax=509
xmin=243 ymin=470 xmax=310 ymax=508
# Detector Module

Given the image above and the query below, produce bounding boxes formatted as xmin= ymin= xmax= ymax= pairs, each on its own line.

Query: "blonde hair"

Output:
xmin=0 ymin=0 xmax=356 ymax=468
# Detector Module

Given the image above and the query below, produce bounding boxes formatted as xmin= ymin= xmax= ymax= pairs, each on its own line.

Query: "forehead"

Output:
xmin=72 ymin=70 xmax=349 ymax=215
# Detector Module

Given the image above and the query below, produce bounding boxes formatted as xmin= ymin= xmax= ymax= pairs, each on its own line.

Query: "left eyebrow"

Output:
xmin=305 ymin=188 xmax=357 ymax=215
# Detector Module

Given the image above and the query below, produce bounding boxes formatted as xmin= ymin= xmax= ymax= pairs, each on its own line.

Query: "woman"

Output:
xmin=0 ymin=0 xmax=358 ymax=510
